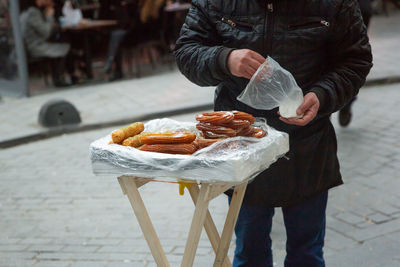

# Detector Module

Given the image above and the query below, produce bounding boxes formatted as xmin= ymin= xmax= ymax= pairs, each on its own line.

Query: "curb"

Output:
xmin=364 ymin=75 xmax=400 ymax=87
xmin=0 ymin=103 xmax=214 ymax=149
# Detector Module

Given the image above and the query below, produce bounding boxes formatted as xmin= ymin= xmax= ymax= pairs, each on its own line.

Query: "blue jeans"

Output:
xmin=229 ymin=192 xmax=328 ymax=267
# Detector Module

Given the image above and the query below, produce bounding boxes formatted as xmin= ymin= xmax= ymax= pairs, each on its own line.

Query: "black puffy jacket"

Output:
xmin=174 ymin=0 xmax=372 ymax=207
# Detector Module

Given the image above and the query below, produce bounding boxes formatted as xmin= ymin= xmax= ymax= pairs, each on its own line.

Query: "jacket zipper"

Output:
xmin=288 ymin=20 xmax=330 ymax=30
xmin=221 ymin=16 xmax=253 ymax=31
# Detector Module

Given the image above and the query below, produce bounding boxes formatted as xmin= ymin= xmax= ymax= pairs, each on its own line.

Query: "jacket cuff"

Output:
xmin=217 ymin=47 xmax=235 ymax=75
xmin=309 ymin=87 xmax=329 ymax=113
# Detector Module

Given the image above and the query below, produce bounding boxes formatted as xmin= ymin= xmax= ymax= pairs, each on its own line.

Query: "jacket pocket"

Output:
xmin=221 ymin=16 xmax=253 ymax=32
xmin=287 ymin=17 xmax=329 ymax=31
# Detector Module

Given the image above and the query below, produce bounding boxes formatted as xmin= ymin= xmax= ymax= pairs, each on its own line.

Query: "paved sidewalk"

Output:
xmin=0 ymin=82 xmax=400 ymax=267
xmin=0 ymin=70 xmax=214 ymax=147
xmin=367 ymin=10 xmax=400 ymax=81
xmin=0 ymin=12 xmax=400 ymax=147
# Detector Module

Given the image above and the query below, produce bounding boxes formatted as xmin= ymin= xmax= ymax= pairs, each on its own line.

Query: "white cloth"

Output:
xmin=60 ymin=1 xmax=83 ymax=26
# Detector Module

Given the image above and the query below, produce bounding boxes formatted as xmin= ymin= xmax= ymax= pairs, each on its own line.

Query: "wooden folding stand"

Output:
xmin=118 ymin=175 xmax=248 ymax=267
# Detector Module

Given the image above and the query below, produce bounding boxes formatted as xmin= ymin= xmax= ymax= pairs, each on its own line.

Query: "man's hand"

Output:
xmin=227 ymin=49 xmax=265 ymax=79
xmin=279 ymin=92 xmax=320 ymax=126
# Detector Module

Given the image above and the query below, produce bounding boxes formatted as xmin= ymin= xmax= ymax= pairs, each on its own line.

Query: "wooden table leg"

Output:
xmin=213 ymin=182 xmax=248 ymax=267
xmin=119 ymin=177 xmax=170 ymax=267
xmin=188 ymin=184 xmax=232 ymax=267
xmin=181 ymin=183 xmax=212 ymax=267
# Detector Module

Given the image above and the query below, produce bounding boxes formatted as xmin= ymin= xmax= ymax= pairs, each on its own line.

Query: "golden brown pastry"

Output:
xmin=196 ymin=137 xmax=222 ymax=149
xmin=140 ymin=132 xmax=196 ymax=145
xmin=202 ymin=131 xmax=230 ymax=139
xmin=236 ymin=126 xmax=267 ymax=138
xmin=111 ymin=122 xmax=144 ymax=144
xmin=196 ymin=123 xmax=236 ymax=137
xmin=138 ymin=143 xmax=198 ymax=154
xmin=195 ymin=111 xmax=234 ymax=124
xmin=232 ymin=111 xmax=255 ymax=124
xmin=251 ymin=127 xmax=267 ymax=138
xmin=217 ymin=119 xmax=251 ymax=129
xmin=122 ymin=132 xmax=149 ymax=147
xmin=236 ymin=126 xmax=254 ymax=137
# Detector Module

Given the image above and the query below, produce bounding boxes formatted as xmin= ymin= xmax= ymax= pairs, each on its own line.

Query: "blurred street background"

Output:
xmin=1 ymin=0 xmax=400 ymax=267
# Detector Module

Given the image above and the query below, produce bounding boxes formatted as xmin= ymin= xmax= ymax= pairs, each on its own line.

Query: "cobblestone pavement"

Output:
xmin=1 ymin=11 xmax=399 ymax=145
xmin=1 ymin=83 xmax=400 ymax=266
xmin=367 ymin=10 xmax=400 ymax=81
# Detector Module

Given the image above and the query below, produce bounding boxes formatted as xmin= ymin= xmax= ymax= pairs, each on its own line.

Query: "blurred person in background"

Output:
xmin=338 ymin=0 xmax=372 ymax=126
xmin=102 ymin=0 xmax=166 ymax=81
xmin=0 ymin=0 xmax=8 ymax=28
xmin=0 ymin=0 xmax=17 ymax=79
xmin=102 ymin=0 xmax=139 ymax=81
xmin=53 ymin=0 xmax=63 ymax=20
xmin=20 ymin=0 xmax=80 ymax=87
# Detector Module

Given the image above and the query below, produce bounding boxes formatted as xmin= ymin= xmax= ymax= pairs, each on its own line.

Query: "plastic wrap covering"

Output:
xmin=90 ymin=118 xmax=289 ymax=183
xmin=237 ymin=56 xmax=304 ymax=118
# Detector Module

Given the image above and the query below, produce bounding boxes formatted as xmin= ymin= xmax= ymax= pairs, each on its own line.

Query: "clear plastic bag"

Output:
xmin=90 ymin=118 xmax=289 ymax=184
xmin=237 ymin=57 xmax=304 ymax=118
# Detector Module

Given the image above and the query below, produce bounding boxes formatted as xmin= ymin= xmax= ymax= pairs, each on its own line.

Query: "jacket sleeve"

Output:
xmin=174 ymin=0 xmax=232 ymax=86
xmin=309 ymin=0 xmax=373 ymax=114
xmin=28 ymin=9 xmax=54 ymax=40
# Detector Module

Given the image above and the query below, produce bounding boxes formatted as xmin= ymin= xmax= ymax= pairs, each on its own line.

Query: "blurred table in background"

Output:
xmin=164 ymin=2 xmax=191 ymax=12
xmin=79 ymin=3 xmax=101 ymax=11
xmin=62 ymin=19 xmax=117 ymax=31
xmin=62 ymin=20 xmax=117 ymax=79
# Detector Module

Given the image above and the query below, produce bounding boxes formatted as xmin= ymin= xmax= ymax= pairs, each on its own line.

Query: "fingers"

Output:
xmin=296 ymin=96 xmax=314 ymax=116
xmin=297 ymin=92 xmax=320 ymax=116
xmin=279 ymin=103 xmax=318 ymax=126
xmin=246 ymin=65 xmax=258 ymax=77
xmin=242 ymin=56 xmax=263 ymax=79
xmin=279 ymin=115 xmax=311 ymax=126
xmin=247 ymin=58 xmax=262 ymax=73
xmin=279 ymin=113 xmax=313 ymax=126
xmin=249 ymin=50 xmax=265 ymax=64
xmin=298 ymin=109 xmax=315 ymax=124
xmin=228 ymin=49 xmax=266 ymax=79
xmin=240 ymin=59 xmax=259 ymax=79
xmin=243 ymin=70 xmax=254 ymax=79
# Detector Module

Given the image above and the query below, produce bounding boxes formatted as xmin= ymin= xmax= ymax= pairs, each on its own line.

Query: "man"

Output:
xmin=20 ymin=0 xmax=79 ymax=86
xmin=0 ymin=0 xmax=14 ymax=80
xmin=174 ymin=0 xmax=372 ymax=266
xmin=102 ymin=0 xmax=139 ymax=81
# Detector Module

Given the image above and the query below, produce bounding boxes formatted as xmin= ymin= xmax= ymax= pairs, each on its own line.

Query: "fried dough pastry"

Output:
xmin=141 ymin=132 xmax=196 ymax=145
xmin=195 ymin=111 xmax=234 ymax=124
xmin=232 ymin=111 xmax=255 ymax=124
xmin=236 ymin=126 xmax=254 ymax=137
xmin=196 ymin=138 xmax=222 ymax=149
xmin=251 ymin=127 xmax=267 ymax=138
xmin=138 ymin=143 xmax=197 ymax=154
xmin=236 ymin=126 xmax=267 ymax=138
xmin=202 ymin=131 xmax=230 ymax=139
xmin=196 ymin=123 xmax=236 ymax=137
xmin=122 ymin=132 xmax=149 ymax=147
xmin=192 ymin=139 xmax=200 ymax=149
xmin=217 ymin=119 xmax=251 ymax=129
xmin=112 ymin=122 xmax=144 ymax=144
